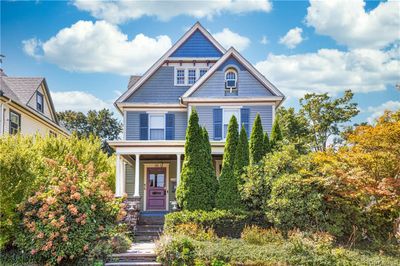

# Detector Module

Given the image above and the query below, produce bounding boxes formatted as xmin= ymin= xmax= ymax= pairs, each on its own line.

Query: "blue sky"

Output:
xmin=1 ymin=0 xmax=399 ymax=124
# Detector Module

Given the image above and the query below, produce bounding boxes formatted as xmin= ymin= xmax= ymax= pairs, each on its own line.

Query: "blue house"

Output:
xmin=109 ymin=22 xmax=285 ymax=212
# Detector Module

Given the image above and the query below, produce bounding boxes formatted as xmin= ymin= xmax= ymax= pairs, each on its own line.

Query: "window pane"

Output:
xmin=10 ymin=113 xmax=19 ymax=124
xmin=150 ymin=129 xmax=164 ymax=140
xmin=188 ymin=69 xmax=196 ymax=85
xmin=150 ymin=115 xmax=164 ymax=128
xmin=226 ymin=71 xmax=236 ymax=80
xmin=199 ymin=69 xmax=207 ymax=77
xmin=223 ymin=109 xmax=239 ymax=124
xmin=38 ymin=93 xmax=43 ymax=104
xmin=177 ymin=69 xmax=185 ymax=84
xmin=157 ymin=174 xmax=165 ymax=187
xmin=149 ymin=174 xmax=155 ymax=187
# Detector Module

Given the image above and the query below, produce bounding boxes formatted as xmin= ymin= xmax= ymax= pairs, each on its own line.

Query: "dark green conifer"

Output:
xmin=270 ymin=118 xmax=283 ymax=150
xmin=234 ymin=124 xmax=249 ymax=181
xmin=249 ymin=113 xmax=264 ymax=164
xmin=264 ymin=131 xmax=271 ymax=154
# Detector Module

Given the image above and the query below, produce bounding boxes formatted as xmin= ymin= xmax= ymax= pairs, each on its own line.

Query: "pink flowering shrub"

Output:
xmin=15 ymin=155 xmax=128 ymax=265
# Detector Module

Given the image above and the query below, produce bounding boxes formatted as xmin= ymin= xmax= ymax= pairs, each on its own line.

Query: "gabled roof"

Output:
xmin=116 ymin=22 xmax=226 ymax=104
xmin=1 ymin=76 xmax=60 ymax=124
xmin=181 ymin=47 xmax=285 ymax=100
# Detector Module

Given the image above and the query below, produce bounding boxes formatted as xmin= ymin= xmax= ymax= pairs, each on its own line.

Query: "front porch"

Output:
xmin=109 ymin=140 xmax=225 ymax=213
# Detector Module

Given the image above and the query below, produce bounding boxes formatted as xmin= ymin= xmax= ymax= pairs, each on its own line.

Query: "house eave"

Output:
xmin=181 ymin=96 xmax=284 ymax=104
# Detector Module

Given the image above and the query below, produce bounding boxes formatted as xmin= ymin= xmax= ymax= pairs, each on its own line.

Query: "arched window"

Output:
xmin=225 ymin=68 xmax=238 ymax=95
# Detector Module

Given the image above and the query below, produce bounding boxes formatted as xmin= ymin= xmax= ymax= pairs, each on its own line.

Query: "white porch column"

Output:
xmin=115 ymin=154 xmax=125 ymax=197
xmin=176 ymin=153 xmax=182 ymax=186
xmin=134 ymin=154 xmax=140 ymax=197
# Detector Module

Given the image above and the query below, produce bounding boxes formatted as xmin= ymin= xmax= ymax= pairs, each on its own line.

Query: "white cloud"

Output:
xmin=279 ymin=27 xmax=303 ymax=49
xmin=73 ymin=0 xmax=272 ymax=24
xmin=51 ymin=91 xmax=112 ymax=113
xmin=306 ymin=0 xmax=400 ymax=49
xmin=366 ymin=100 xmax=400 ymax=123
xmin=213 ymin=28 xmax=250 ymax=52
xmin=260 ymin=35 xmax=268 ymax=45
xmin=22 ymin=38 xmax=42 ymax=59
xmin=255 ymin=47 xmax=400 ymax=98
xmin=22 ymin=20 xmax=172 ymax=75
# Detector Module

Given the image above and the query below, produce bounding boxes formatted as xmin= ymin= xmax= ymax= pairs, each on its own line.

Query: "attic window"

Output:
xmin=36 ymin=91 xmax=44 ymax=113
xmin=225 ymin=69 xmax=238 ymax=95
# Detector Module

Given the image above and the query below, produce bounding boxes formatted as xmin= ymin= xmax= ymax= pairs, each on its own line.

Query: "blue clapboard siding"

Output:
xmin=218 ymin=57 xmax=246 ymax=71
xmin=170 ymin=29 xmax=223 ymax=58
xmin=195 ymin=105 xmax=273 ymax=140
xmin=125 ymin=111 xmax=187 ymax=140
xmin=191 ymin=70 xmax=274 ymax=97
xmin=125 ymin=67 xmax=189 ymax=103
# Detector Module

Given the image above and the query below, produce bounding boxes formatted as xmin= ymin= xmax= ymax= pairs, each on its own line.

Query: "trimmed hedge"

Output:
xmin=164 ymin=210 xmax=266 ymax=238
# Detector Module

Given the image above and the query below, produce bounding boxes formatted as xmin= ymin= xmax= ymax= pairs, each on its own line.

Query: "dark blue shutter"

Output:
xmin=165 ymin=113 xmax=175 ymax=140
xmin=241 ymin=108 xmax=250 ymax=136
xmin=213 ymin=108 xmax=222 ymax=140
xmin=139 ymin=113 xmax=148 ymax=140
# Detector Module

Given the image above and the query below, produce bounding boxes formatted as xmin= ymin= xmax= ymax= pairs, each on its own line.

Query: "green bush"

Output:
xmin=0 ymin=134 xmax=115 ymax=250
xmin=241 ymin=225 xmax=283 ymax=245
xmin=14 ymin=155 xmax=126 ymax=265
xmin=249 ymin=113 xmax=264 ymax=164
xmin=164 ymin=210 xmax=266 ymax=238
xmin=177 ymin=109 xmax=217 ymax=211
xmin=170 ymin=223 xmax=217 ymax=241
xmin=156 ymin=235 xmax=196 ymax=266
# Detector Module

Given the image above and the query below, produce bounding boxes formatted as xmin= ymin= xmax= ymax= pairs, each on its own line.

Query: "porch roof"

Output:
xmin=108 ymin=140 xmax=225 ymax=155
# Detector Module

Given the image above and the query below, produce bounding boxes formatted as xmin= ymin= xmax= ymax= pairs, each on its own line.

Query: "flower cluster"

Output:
xmin=16 ymin=155 xmax=126 ymax=265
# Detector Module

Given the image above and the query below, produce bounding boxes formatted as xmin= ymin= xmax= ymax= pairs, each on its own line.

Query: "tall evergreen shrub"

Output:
xmin=176 ymin=109 xmax=215 ymax=210
xmin=234 ymin=124 xmax=249 ymax=181
xmin=270 ymin=118 xmax=283 ymax=150
xmin=264 ymin=132 xmax=271 ymax=154
xmin=249 ymin=114 xmax=264 ymax=164
xmin=202 ymin=127 xmax=218 ymax=200
xmin=216 ymin=116 xmax=242 ymax=210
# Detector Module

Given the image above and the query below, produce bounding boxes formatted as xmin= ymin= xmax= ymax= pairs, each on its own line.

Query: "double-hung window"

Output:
xmin=176 ymin=69 xmax=185 ymax=85
xmin=149 ymin=114 xmax=165 ymax=140
xmin=9 ymin=110 xmax=21 ymax=135
xmin=223 ymin=108 xmax=240 ymax=138
xmin=37 ymin=92 xmax=44 ymax=113
xmin=188 ymin=69 xmax=196 ymax=85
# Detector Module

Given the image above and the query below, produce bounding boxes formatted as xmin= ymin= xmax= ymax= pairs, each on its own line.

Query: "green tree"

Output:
xmin=270 ymin=118 xmax=283 ymax=150
xmin=263 ymin=132 xmax=271 ymax=154
xmin=216 ymin=116 xmax=242 ymax=210
xmin=202 ymin=127 xmax=218 ymax=199
xmin=276 ymin=107 xmax=311 ymax=153
xmin=234 ymin=124 xmax=249 ymax=181
xmin=249 ymin=114 xmax=264 ymax=164
xmin=57 ymin=109 xmax=122 ymax=154
xmin=176 ymin=109 xmax=215 ymax=210
xmin=299 ymin=90 xmax=359 ymax=151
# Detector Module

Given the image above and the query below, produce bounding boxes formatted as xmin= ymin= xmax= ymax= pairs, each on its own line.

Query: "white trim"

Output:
xmin=143 ymin=163 xmax=170 ymax=211
xmin=272 ymin=104 xmax=276 ymax=123
xmin=190 ymin=102 xmax=276 ymax=106
xmin=182 ymin=97 xmax=283 ymax=103
xmin=123 ymin=110 xmax=127 ymax=140
xmin=174 ymin=68 xmax=186 ymax=86
xmin=181 ymin=47 xmax=285 ymax=98
xmin=116 ymin=22 xmax=226 ymax=104
xmin=123 ymin=108 xmax=186 ymax=112
xmin=222 ymin=108 xmax=240 ymax=139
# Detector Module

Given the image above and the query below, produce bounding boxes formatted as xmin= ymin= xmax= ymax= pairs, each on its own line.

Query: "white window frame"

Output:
xmin=222 ymin=107 xmax=240 ymax=139
xmin=187 ymin=68 xmax=197 ymax=85
xmin=225 ymin=69 xmax=238 ymax=93
xmin=175 ymin=68 xmax=186 ymax=86
xmin=148 ymin=113 xmax=165 ymax=140
xmin=174 ymin=67 xmax=209 ymax=86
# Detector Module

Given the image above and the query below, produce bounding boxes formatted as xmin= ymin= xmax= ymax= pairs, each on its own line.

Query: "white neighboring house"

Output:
xmin=0 ymin=69 xmax=69 ymax=137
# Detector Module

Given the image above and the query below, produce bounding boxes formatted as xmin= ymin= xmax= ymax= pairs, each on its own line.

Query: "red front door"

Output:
xmin=146 ymin=167 xmax=167 ymax=210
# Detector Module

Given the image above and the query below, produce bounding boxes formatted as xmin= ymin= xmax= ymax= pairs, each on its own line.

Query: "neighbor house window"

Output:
xmin=188 ymin=69 xmax=196 ymax=85
xmin=9 ymin=110 xmax=21 ymax=135
xmin=176 ymin=69 xmax=185 ymax=85
xmin=223 ymin=108 xmax=240 ymax=138
xmin=37 ymin=91 xmax=44 ymax=113
xmin=149 ymin=114 xmax=165 ymax=140
xmin=199 ymin=68 xmax=207 ymax=78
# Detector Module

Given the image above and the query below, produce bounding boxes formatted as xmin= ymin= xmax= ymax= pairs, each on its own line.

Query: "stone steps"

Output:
xmin=106 ymin=243 xmax=160 ymax=266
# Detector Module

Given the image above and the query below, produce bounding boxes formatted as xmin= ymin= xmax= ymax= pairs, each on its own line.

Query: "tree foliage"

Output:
xmin=57 ymin=109 xmax=122 ymax=154
xmin=249 ymin=114 xmax=264 ymax=164
xmin=216 ymin=116 xmax=242 ymax=210
xmin=263 ymin=132 xmax=271 ymax=154
xmin=300 ymin=90 xmax=359 ymax=151
xmin=270 ymin=118 xmax=283 ymax=150
xmin=176 ymin=109 xmax=216 ymax=211
xmin=234 ymin=125 xmax=249 ymax=181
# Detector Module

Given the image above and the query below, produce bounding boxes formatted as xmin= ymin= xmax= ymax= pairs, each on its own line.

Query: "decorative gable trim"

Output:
xmin=181 ymin=48 xmax=285 ymax=101
xmin=115 ymin=22 xmax=226 ymax=105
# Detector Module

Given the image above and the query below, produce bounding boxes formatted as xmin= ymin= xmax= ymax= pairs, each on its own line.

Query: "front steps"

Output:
xmin=105 ymin=213 xmax=165 ymax=266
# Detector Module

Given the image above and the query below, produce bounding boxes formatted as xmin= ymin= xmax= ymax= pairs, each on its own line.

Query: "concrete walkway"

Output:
xmin=105 ymin=242 xmax=160 ymax=266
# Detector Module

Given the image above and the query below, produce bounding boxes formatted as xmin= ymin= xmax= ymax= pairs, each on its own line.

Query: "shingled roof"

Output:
xmin=1 ymin=76 xmax=44 ymax=104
